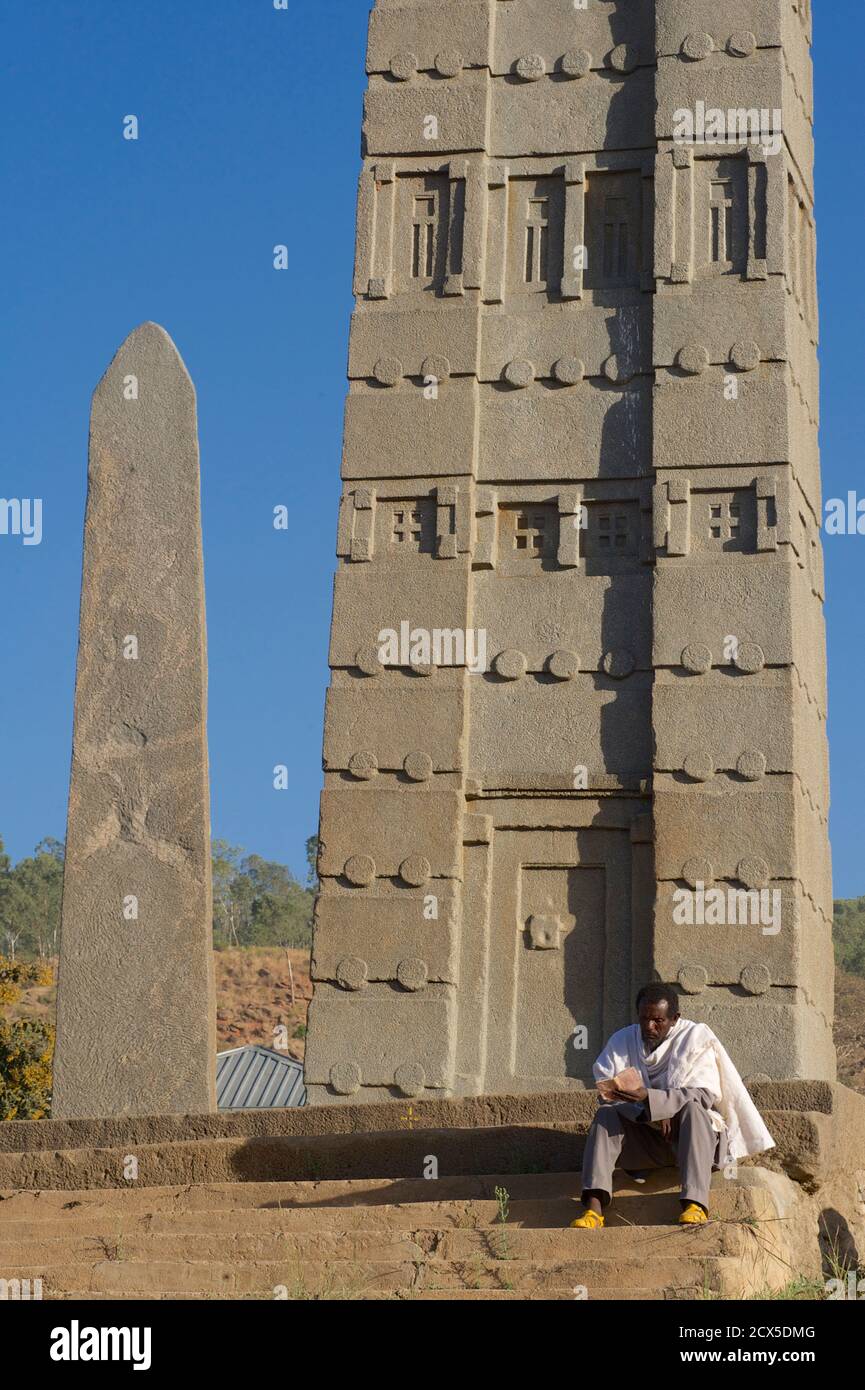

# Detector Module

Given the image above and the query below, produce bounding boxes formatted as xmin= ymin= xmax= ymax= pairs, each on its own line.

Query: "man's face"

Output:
xmin=638 ymin=1000 xmax=679 ymax=1049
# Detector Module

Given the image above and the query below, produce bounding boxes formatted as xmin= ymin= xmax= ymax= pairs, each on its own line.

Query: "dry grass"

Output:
xmin=214 ymin=947 xmax=311 ymax=1058
xmin=833 ymin=969 xmax=865 ymax=1094
xmin=11 ymin=947 xmax=313 ymax=1061
xmin=10 ymin=958 xmax=865 ymax=1084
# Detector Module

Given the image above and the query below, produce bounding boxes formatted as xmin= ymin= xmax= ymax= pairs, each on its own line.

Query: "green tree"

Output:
xmin=0 ymin=956 xmax=54 ymax=1119
xmin=6 ymin=841 xmax=64 ymax=960
xmin=305 ymin=834 xmax=319 ymax=891
xmin=0 ymin=836 xmax=64 ymax=961
xmin=211 ymin=842 xmax=314 ymax=950
xmin=0 ymin=837 xmax=17 ymax=960
xmin=834 ymin=898 xmax=865 ymax=977
xmin=211 ymin=840 xmax=252 ymax=948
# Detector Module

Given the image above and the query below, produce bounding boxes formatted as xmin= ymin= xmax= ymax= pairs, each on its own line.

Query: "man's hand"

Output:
xmin=613 ymin=1083 xmax=648 ymax=1103
xmin=597 ymin=1068 xmax=647 ymax=1104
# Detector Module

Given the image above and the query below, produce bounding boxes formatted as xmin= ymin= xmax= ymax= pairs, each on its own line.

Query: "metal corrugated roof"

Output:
xmin=216 ymin=1045 xmax=307 ymax=1110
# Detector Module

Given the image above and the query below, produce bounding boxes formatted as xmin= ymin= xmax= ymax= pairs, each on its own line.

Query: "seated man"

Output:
xmin=570 ymin=982 xmax=775 ymax=1228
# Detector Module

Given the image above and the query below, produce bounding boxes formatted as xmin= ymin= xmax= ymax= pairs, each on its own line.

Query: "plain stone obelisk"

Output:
xmin=52 ymin=322 xmax=216 ymax=1118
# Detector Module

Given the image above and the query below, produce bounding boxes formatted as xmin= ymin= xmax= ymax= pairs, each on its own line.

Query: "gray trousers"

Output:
xmin=580 ymin=1094 xmax=723 ymax=1210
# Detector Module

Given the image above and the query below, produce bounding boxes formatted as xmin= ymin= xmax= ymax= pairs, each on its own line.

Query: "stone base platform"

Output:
xmin=0 ymin=1084 xmax=862 ymax=1299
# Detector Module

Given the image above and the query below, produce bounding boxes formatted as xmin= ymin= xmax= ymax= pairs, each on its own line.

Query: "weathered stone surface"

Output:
xmin=318 ymin=787 xmax=463 ymax=880
xmin=304 ymin=985 xmax=456 ymax=1091
xmin=343 ymin=380 xmax=479 ymax=479
xmin=323 ymin=680 xmax=466 ymax=773
xmin=654 ymin=366 xmax=803 ymax=472
xmin=493 ymin=69 xmax=655 ymax=158
xmin=0 ymin=1080 xmax=851 ymax=1158
xmin=655 ymin=50 xmax=814 ymax=190
xmin=52 ymin=323 xmax=215 ymax=1120
xmin=312 ymin=888 xmax=460 ymax=984
xmin=309 ymin=0 xmax=833 ymax=1100
xmin=656 ymin=0 xmax=785 ymax=56
xmin=493 ymin=0 xmax=654 ymax=76
xmin=363 ymin=71 xmax=491 ymax=157
xmin=366 ymin=1 xmax=492 ymax=75
xmin=468 ymin=676 xmax=652 ymax=790
xmin=349 ymin=306 xmax=481 ymax=380
xmin=480 ymin=305 xmax=653 ymax=381
xmin=1 ymin=1086 xmax=863 ymax=1298
xmin=653 ymin=668 xmax=829 ymax=817
xmin=654 ymin=878 xmax=833 ymax=1015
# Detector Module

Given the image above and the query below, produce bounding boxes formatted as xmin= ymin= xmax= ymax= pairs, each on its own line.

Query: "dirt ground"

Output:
xmin=9 ymin=948 xmax=312 ymax=1063
xmin=212 ymin=947 xmax=312 ymax=1060
xmin=833 ymin=969 xmax=865 ymax=1093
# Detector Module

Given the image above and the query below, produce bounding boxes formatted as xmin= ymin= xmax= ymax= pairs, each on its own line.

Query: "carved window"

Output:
xmin=525 ymin=198 xmax=550 ymax=284
xmin=507 ymin=176 xmax=564 ymax=301
xmin=598 ymin=512 xmax=630 ymax=549
xmin=603 ymin=198 xmax=630 ymax=281
xmin=390 ymin=502 xmax=435 ymax=553
xmin=695 ymin=157 xmax=747 ymax=276
xmin=395 ymin=173 xmax=450 ymax=296
xmin=583 ymin=501 xmax=640 ymax=561
xmin=412 ymin=194 xmax=437 ymax=279
xmin=710 ymin=181 xmax=735 ymax=266
xmin=514 ymin=509 xmax=555 ymax=557
xmin=497 ymin=502 xmax=560 ymax=572
xmin=709 ymin=501 xmax=740 ymax=541
xmin=584 ymin=172 xmax=642 ymax=290
xmin=693 ymin=490 xmax=756 ymax=553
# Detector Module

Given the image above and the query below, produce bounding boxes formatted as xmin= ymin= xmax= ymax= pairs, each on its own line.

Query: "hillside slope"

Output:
xmin=8 ymin=950 xmax=864 ymax=1091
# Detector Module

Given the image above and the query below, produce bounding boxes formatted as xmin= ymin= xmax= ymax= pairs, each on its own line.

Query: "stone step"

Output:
xmin=419 ymin=1255 xmax=752 ymax=1296
xmin=0 ymin=1205 xmax=548 ymax=1237
xmin=0 ymin=1232 xmax=427 ymax=1264
xmin=0 ymin=1179 xmax=789 ymax=1295
xmin=0 ymin=1252 xmax=759 ymax=1298
xmin=0 ymin=1084 xmax=831 ymax=1140
xmin=0 ymin=1126 xmax=588 ymax=1191
xmin=424 ymin=1224 xmax=760 ymax=1259
xmin=0 ymin=1173 xmax=584 ymax=1215
xmin=394 ymin=1289 xmax=679 ymax=1301
xmin=0 ymin=1199 xmax=770 ymax=1236
xmin=0 ymin=1166 xmax=792 ymax=1300
xmin=0 ymin=1167 xmax=773 ymax=1221
xmin=33 ymin=1286 xmax=675 ymax=1301
xmin=0 ymin=1260 xmax=415 ymax=1297
xmin=0 ymin=1220 xmax=756 ymax=1265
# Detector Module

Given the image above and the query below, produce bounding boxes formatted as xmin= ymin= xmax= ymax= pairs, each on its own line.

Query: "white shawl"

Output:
xmin=593 ymin=1019 xmax=775 ymax=1162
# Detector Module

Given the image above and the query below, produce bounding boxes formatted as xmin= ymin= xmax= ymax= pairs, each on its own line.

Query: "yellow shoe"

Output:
xmin=570 ymin=1209 xmax=605 ymax=1229
xmin=678 ymin=1202 xmax=708 ymax=1225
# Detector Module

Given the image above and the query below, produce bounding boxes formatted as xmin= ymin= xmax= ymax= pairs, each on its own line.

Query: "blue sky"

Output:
xmin=1 ymin=1 xmax=864 ymax=896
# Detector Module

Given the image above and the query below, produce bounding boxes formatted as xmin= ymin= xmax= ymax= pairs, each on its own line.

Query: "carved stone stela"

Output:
xmin=306 ymin=0 xmax=832 ymax=1103
xmin=52 ymin=323 xmax=216 ymax=1120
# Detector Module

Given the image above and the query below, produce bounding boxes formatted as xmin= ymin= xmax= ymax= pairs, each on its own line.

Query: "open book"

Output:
xmin=596 ymin=1067 xmax=643 ymax=1099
